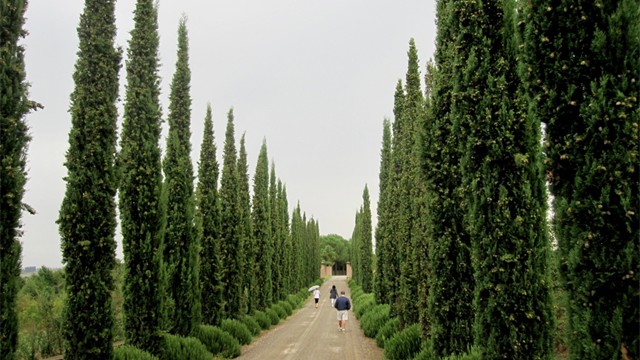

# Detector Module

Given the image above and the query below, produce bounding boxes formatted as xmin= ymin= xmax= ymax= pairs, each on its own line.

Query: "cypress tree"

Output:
xmin=252 ymin=141 xmax=272 ymax=309
xmin=119 ymin=0 xmax=164 ymax=351
xmin=458 ymin=0 xmax=554 ymax=357
xmin=237 ymin=134 xmax=252 ymax=314
xmin=0 ymin=1 xmax=38 ymax=358
xmin=351 ymin=210 xmax=361 ymax=285
xmin=196 ymin=104 xmax=224 ymax=325
xmin=57 ymin=0 xmax=121 ymax=357
xmin=359 ymin=186 xmax=374 ymax=292
xmin=219 ymin=109 xmax=244 ymax=318
xmin=162 ymin=18 xmax=200 ymax=335
xmin=280 ymin=184 xmax=293 ymax=293
xmin=269 ymin=163 xmax=283 ymax=300
xmin=522 ymin=0 xmax=640 ymax=357
xmin=373 ymin=119 xmax=392 ymax=305
xmin=290 ymin=204 xmax=304 ymax=290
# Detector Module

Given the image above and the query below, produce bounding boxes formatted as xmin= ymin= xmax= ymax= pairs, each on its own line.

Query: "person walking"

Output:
xmin=334 ymin=290 xmax=351 ymax=332
xmin=313 ymin=288 xmax=321 ymax=309
xmin=329 ymin=285 xmax=338 ymax=307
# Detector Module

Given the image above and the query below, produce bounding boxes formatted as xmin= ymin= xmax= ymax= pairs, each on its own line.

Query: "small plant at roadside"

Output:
xmin=253 ymin=310 xmax=271 ymax=329
xmin=265 ymin=308 xmax=280 ymax=325
xmin=384 ymin=323 xmax=421 ymax=360
xmin=191 ymin=324 xmax=241 ymax=358
xmin=353 ymin=293 xmax=375 ymax=318
xmin=376 ymin=317 xmax=400 ymax=348
xmin=113 ymin=344 xmax=158 ymax=360
xmin=277 ymin=300 xmax=293 ymax=316
xmin=160 ymin=333 xmax=212 ymax=360
xmin=239 ymin=315 xmax=261 ymax=336
xmin=220 ymin=319 xmax=252 ymax=345
xmin=360 ymin=303 xmax=390 ymax=338
xmin=271 ymin=303 xmax=287 ymax=319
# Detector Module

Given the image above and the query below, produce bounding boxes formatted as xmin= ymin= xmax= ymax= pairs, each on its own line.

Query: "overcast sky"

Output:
xmin=21 ymin=0 xmax=437 ymax=269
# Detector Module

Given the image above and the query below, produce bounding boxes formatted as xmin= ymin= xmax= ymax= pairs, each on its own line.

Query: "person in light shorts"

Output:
xmin=334 ymin=290 xmax=351 ymax=332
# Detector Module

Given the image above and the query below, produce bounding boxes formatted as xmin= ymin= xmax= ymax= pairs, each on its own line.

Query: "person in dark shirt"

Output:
xmin=334 ymin=290 xmax=351 ymax=332
xmin=329 ymin=285 xmax=338 ymax=307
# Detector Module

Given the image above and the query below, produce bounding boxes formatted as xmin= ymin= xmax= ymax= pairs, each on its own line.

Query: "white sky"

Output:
xmin=21 ymin=0 xmax=437 ymax=269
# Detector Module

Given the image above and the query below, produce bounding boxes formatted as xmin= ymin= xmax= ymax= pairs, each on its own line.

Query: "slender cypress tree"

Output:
xmin=290 ymin=204 xmax=304 ymax=290
xmin=359 ymin=186 xmax=374 ymax=292
xmin=57 ymin=0 xmax=120 ymax=357
xmin=422 ymin=0 xmax=476 ymax=354
xmin=522 ymin=0 xmax=639 ymax=357
xmin=0 ymin=1 xmax=38 ymax=358
xmin=252 ymin=141 xmax=272 ymax=309
xmin=374 ymin=119 xmax=392 ymax=305
xmin=351 ymin=210 xmax=361 ymax=285
xmin=196 ymin=104 xmax=224 ymax=325
xmin=458 ymin=0 xmax=554 ymax=357
xmin=237 ymin=134 xmax=252 ymax=315
xmin=119 ymin=0 xmax=164 ymax=351
xmin=269 ymin=163 xmax=283 ymax=300
xmin=162 ymin=18 xmax=200 ymax=335
xmin=219 ymin=109 xmax=244 ymax=318
xmin=280 ymin=184 xmax=293 ymax=293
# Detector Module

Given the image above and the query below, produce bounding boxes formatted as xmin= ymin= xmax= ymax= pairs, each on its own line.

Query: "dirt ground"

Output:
xmin=237 ymin=276 xmax=383 ymax=360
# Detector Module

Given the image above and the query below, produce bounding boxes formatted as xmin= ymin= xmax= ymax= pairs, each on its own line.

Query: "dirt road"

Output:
xmin=238 ymin=276 xmax=383 ymax=360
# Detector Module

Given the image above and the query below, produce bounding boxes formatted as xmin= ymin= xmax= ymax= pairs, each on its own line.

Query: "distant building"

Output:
xmin=22 ymin=266 xmax=37 ymax=274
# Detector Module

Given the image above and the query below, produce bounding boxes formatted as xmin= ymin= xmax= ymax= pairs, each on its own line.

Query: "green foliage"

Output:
xmin=353 ymin=293 xmax=375 ymax=319
xmin=265 ymin=308 xmax=280 ymax=326
xmin=162 ymin=17 xmax=200 ymax=336
xmin=270 ymin=303 xmax=287 ymax=320
xmin=220 ymin=319 xmax=252 ymax=345
xmin=252 ymin=141 xmax=272 ymax=310
xmin=191 ymin=324 xmax=241 ymax=358
xmin=239 ymin=315 xmax=261 ymax=336
xmin=113 ymin=345 xmax=158 ymax=360
xmin=118 ymin=0 xmax=165 ymax=352
xmin=374 ymin=119 xmax=392 ymax=306
xmin=351 ymin=186 xmax=374 ymax=292
xmin=383 ymin=323 xmax=421 ymax=360
xmin=252 ymin=310 xmax=271 ymax=330
xmin=160 ymin=333 xmax=211 ymax=360
xmin=237 ymin=135 xmax=254 ymax=315
xmin=413 ymin=345 xmax=484 ymax=360
xmin=360 ymin=304 xmax=391 ymax=338
xmin=286 ymin=294 xmax=301 ymax=309
xmin=376 ymin=317 xmax=400 ymax=348
xmin=277 ymin=300 xmax=293 ymax=317
xmin=57 ymin=0 xmax=121 ymax=357
xmin=197 ymin=104 xmax=225 ymax=326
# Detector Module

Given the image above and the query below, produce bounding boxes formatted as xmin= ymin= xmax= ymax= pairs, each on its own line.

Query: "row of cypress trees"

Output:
xmin=370 ymin=0 xmax=639 ymax=357
xmin=0 ymin=0 xmax=322 ymax=358
xmin=350 ymin=185 xmax=374 ymax=293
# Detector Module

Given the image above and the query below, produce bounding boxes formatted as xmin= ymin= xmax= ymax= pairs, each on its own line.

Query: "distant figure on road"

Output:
xmin=329 ymin=285 xmax=338 ymax=306
xmin=313 ymin=288 xmax=321 ymax=309
xmin=334 ymin=290 xmax=351 ymax=332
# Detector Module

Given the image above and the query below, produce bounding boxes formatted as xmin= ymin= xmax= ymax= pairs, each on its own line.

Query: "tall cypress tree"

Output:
xmin=219 ymin=109 xmax=244 ymax=318
xmin=57 ymin=0 xmax=120 ymax=357
xmin=422 ymin=0 xmax=476 ymax=354
xmin=196 ymin=104 xmax=224 ymax=325
xmin=279 ymin=184 xmax=293 ymax=293
xmin=290 ymin=204 xmax=304 ymax=290
xmin=359 ymin=186 xmax=374 ymax=292
xmin=373 ymin=119 xmax=392 ymax=305
xmin=119 ymin=0 xmax=164 ymax=351
xmin=237 ymin=134 xmax=252 ymax=315
xmin=162 ymin=18 xmax=200 ymax=335
xmin=522 ymin=0 xmax=639 ymax=357
xmin=0 ymin=1 xmax=38 ymax=358
xmin=458 ymin=0 xmax=553 ymax=357
xmin=269 ymin=163 xmax=283 ymax=300
xmin=252 ymin=141 xmax=272 ymax=309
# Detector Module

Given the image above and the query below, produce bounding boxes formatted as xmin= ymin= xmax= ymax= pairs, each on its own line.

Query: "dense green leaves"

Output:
xmin=57 ymin=0 xmax=121 ymax=358
xmin=351 ymin=186 xmax=373 ymax=292
xmin=119 ymin=0 xmax=164 ymax=351
xmin=252 ymin=141 xmax=273 ymax=309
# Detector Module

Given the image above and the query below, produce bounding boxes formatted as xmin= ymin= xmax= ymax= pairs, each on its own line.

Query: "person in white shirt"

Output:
xmin=313 ymin=288 xmax=321 ymax=309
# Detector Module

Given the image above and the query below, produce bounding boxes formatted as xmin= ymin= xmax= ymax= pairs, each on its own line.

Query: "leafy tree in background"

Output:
xmin=237 ymin=134 xmax=253 ymax=315
xmin=252 ymin=141 xmax=272 ymax=309
xmin=522 ymin=0 xmax=639 ymax=356
xmin=458 ymin=0 xmax=554 ymax=357
xmin=320 ymin=234 xmax=350 ymax=267
xmin=219 ymin=109 xmax=245 ymax=318
xmin=57 ymin=0 xmax=121 ymax=357
xmin=118 ymin=0 xmax=164 ymax=351
xmin=162 ymin=18 xmax=200 ymax=336
xmin=373 ymin=119 xmax=392 ymax=305
xmin=196 ymin=105 xmax=224 ymax=325
xmin=421 ymin=0 xmax=476 ymax=354
xmin=0 ymin=1 xmax=38 ymax=358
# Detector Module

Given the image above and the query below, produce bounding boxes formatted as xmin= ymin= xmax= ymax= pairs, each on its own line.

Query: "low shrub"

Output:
xmin=253 ymin=310 xmax=271 ymax=329
xmin=113 ymin=344 xmax=158 ymax=360
xmin=384 ymin=324 xmax=421 ymax=360
xmin=360 ymin=303 xmax=390 ymax=338
xmin=265 ymin=308 xmax=280 ymax=325
xmin=220 ymin=319 xmax=253 ymax=345
xmin=239 ymin=315 xmax=261 ymax=336
xmin=442 ymin=346 xmax=483 ymax=360
xmin=160 ymin=333 xmax=211 ymax=360
xmin=376 ymin=317 xmax=400 ymax=348
xmin=191 ymin=324 xmax=241 ymax=358
xmin=270 ymin=303 xmax=288 ymax=319
xmin=353 ymin=293 xmax=375 ymax=318
xmin=277 ymin=300 xmax=293 ymax=316
xmin=287 ymin=294 xmax=300 ymax=309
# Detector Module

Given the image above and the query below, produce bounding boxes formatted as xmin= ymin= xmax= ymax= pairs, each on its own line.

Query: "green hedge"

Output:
xmin=270 ymin=303 xmax=288 ymax=319
xmin=113 ymin=345 xmax=158 ymax=360
xmin=265 ymin=308 xmax=280 ymax=325
xmin=376 ymin=317 xmax=400 ymax=348
xmin=384 ymin=324 xmax=421 ymax=360
xmin=160 ymin=333 xmax=212 ymax=360
xmin=353 ymin=293 xmax=375 ymax=318
xmin=239 ymin=315 xmax=261 ymax=336
xmin=360 ymin=303 xmax=390 ymax=338
xmin=277 ymin=300 xmax=293 ymax=316
xmin=253 ymin=310 xmax=271 ymax=329
xmin=191 ymin=325 xmax=241 ymax=359
xmin=413 ymin=346 xmax=484 ymax=360
xmin=220 ymin=319 xmax=252 ymax=345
